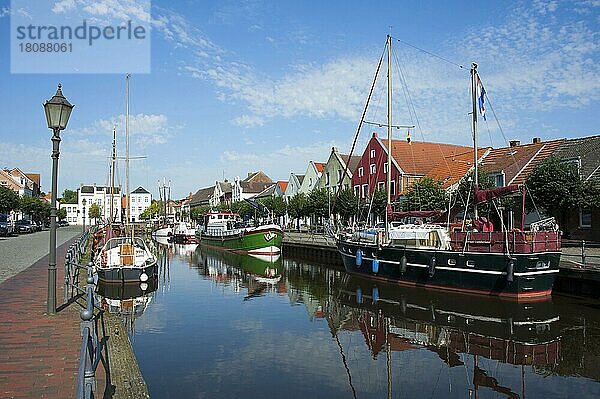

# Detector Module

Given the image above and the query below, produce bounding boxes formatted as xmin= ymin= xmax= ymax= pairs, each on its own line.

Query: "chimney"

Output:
xmin=532 ymin=137 xmax=541 ymax=144
xmin=372 ymin=132 xmax=378 ymax=138
xmin=509 ymin=140 xmax=520 ymax=147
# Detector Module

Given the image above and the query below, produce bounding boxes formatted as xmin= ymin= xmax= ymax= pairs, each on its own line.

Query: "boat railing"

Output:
xmin=450 ymin=230 xmax=561 ymax=254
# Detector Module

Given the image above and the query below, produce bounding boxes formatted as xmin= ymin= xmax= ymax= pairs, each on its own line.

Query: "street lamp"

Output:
xmin=44 ymin=84 xmax=74 ymax=315
xmin=82 ymin=198 xmax=87 ymax=232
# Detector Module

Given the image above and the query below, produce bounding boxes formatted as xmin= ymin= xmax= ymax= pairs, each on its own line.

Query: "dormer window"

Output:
xmin=370 ymin=149 xmax=375 ymax=158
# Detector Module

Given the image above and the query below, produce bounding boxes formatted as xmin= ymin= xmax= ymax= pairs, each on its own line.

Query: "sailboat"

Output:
xmin=94 ymin=74 xmax=158 ymax=283
xmin=336 ymin=36 xmax=561 ymax=299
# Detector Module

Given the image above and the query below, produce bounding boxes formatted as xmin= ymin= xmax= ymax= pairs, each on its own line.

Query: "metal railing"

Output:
xmin=561 ymin=240 xmax=600 ymax=270
xmin=63 ymin=228 xmax=108 ymax=399
xmin=76 ymin=262 xmax=105 ymax=399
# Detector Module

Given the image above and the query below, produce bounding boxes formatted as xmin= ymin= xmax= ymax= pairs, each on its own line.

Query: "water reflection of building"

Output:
xmin=96 ymin=278 xmax=158 ymax=335
xmin=194 ymin=247 xmax=285 ymax=300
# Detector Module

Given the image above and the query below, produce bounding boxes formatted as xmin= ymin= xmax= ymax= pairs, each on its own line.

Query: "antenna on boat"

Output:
xmin=125 ymin=73 xmax=131 ymax=226
xmin=110 ymin=125 xmax=117 ymax=223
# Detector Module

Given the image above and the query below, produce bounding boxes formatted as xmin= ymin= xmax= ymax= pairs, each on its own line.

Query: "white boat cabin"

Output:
xmin=202 ymin=212 xmax=245 ymax=235
xmin=350 ymin=224 xmax=451 ymax=250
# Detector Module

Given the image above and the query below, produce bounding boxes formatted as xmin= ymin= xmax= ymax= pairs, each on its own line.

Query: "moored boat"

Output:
xmin=196 ymin=211 xmax=282 ymax=256
xmin=336 ymin=36 xmax=561 ymax=300
xmin=95 ymin=235 xmax=158 ymax=283
xmin=171 ymin=221 xmax=196 ymax=243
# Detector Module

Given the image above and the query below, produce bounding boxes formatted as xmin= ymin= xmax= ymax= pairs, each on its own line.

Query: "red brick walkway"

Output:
xmin=0 ymin=238 xmax=100 ymax=398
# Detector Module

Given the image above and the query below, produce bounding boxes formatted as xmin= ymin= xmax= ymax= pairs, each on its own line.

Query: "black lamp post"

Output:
xmin=82 ymin=198 xmax=87 ymax=233
xmin=44 ymin=84 xmax=74 ymax=315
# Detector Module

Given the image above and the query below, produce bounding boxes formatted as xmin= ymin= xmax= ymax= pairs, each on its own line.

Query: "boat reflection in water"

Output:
xmin=196 ymin=247 xmax=282 ymax=300
xmin=284 ymin=259 xmax=561 ymax=398
xmin=96 ymin=277 xmax=158 ymax=335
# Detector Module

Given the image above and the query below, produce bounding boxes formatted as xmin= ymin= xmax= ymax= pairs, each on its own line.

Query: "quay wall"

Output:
xmin=282 ymin=232 xmax=600 ymax=299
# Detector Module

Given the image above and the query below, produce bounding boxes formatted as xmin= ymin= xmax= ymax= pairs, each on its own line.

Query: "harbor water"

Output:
xmin=97 ymin=241 xmax=600 ymax=398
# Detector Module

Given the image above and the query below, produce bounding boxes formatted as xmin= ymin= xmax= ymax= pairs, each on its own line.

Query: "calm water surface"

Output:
xmin=98 ymin=241 xmax=600 ymax=398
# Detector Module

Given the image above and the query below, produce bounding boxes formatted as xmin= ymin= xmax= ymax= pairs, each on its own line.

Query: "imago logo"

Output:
xmin=264 ymin=232 xmax=277 ymax=241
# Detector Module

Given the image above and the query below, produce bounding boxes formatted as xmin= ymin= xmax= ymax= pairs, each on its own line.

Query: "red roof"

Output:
xmin=480 ymin=139 xmax=564 ymax=185
xmin=427 ymin=149 xmax=490 ymax=188
xmin=314 ymin=162 xmax=325 ymax=173
xmin=382 ymin=138 xmax=473 ymax=176
xmin=277 ymin=181 xmax=288 ymax=192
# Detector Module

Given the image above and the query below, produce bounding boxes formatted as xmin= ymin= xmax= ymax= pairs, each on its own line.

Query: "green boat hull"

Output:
xmin=197 ymin=225 xmax=283 ymax=255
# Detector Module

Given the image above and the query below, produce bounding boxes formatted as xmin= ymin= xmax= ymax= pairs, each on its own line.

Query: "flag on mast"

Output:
xmin=476 ymin=75 xmax=486 ymax=121
xmin=406 ymin=130 xmax=411 ymax=144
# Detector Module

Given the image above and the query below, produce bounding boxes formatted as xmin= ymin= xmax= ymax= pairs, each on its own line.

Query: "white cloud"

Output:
xmin=51 ymin=0 xmax=151 ymax=23
xmin=81 ymin=113 xmax=172 ymax=148
xmin=232 ymin=114 xmax=264 ymax=128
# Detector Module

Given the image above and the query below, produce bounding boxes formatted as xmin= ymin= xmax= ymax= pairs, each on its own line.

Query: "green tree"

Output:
xmin=404 ymin=177 xmax=448 ymax=211
xmin=371 ymin=188 xmax=388 ymax=219
xmin=260 ymin=196 xmax=287 ymax=218
xmin=88 ymin=203 xmax=101 ymax=224
xmin=60 ymin=189 xmax=78 ymax=204
xmin=333 ymin=188 xmax=359 ymax=224
xmin=0 ymin=187 xmax=20 ymax=214
xmin=287 ymin=193 xmax=308 ymax=230
xmin=190 ymin=205 xmax=211 ymax=221
xmin=140 ymin=200 xmax=162 ymax=220
xmin=307 ymin=188 xmax=329 ymax=220
xmin=526 ymin=157 xmax=583 ymax=227
xmin=57 ymin=207 xmax=67 ymax=221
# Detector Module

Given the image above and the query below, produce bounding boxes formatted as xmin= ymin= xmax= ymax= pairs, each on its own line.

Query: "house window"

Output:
xmin=377 ymin=182 xmax=385 ymax=191
xmin=337 ymin=169 xmax=343 ymax=181
xmin=326 ymin=172 xmax=330 ymax=186
xmin=358 ymin=167 xmax=364 ymax=177
xmin=383 ymin=163 xmax=388 ymax=173
xmin=370 ymin=149 xmax=375 ymax=158
xmin=362 ymin=184 xmax=369 ymax=198
xmin=580 ymin=209 xmax=592 ymax=228
xmin=354 ymin=185 xmax=360 ymax=197
xmin=370 ymin=164 xmax=376 ymax=174
xmin=390 ymin=181 xmax=395 ymax=195
xmin=145 ymin=197 xmax=149 ymax=202
xmin=490 ymin=173 xmax=505 ymax=187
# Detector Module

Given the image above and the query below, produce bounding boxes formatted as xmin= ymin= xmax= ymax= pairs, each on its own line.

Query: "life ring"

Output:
xmin=100 ymin=250 xmax=107 ymax=268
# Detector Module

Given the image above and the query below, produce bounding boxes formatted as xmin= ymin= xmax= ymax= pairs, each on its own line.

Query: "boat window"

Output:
xmin=466 ymin=260 xmax=475 ymax=267
xmin=447 ymin=259 xmax=456 ymax=266
xmin=218 ymin=215 xmax=223 ymax=219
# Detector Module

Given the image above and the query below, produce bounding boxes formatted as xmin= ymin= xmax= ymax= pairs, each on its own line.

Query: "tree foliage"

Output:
xmin=230 ymin=201 xmax=253 ymax=219
xmin=190 ymin=205 xmax=211 ymax=221
xmin=404 ymin=177 xmax=448 ymax=211
xmin=287 ymin=193 xmax=308 ymax=220
xmin=60 ymin=189 xmax=78 ymax=204
xmin=334 ymin=188 xmax=359 ymax=223
xmin=526 ymin=157 xmax=589 ymax=225
xmin=371 ymin=188 xmax=388 ymax=218
xmin=57 ymin=207 xmax=67 ymax=220
xmin=307 ymin=188 xmax=329 ymax=219
xmin=88 ymin=203 xmax=101 ymax=223
xmin=260 ymin=196 xmax=287 ymax=218
xmin=0 ymin=187 xmax=20 ymax=214
xmin=140 ymin=201 xmax=162 ymax=220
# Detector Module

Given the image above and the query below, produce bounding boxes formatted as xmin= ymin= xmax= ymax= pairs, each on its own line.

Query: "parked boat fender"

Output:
xmin=140 ymin=273 xmax=149 ymax=282
xmin=400 ymin=255 xmax=407 ymax=274
xmin=372 ymin=257 xmax=379 ymax=273
xmin=507 ymin=259 xmax=515 ymax=282
xmin=429 ymin=256 xmax=436 ymax=277
xmin=372 ymin=286 xmax=379 ymax=303
xmin=356 ymin=249 xmax=362 ymax=266
xmin=356 ymin=287 xmax=363 ymax=304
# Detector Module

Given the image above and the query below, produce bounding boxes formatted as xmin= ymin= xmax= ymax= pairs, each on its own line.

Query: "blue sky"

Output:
xmin=0 ymin=0 xmax=598 ymax=198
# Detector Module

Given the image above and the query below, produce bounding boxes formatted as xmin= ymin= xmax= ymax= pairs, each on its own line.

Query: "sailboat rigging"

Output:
xmin=336 ymin=36 xmax=561 ymax=299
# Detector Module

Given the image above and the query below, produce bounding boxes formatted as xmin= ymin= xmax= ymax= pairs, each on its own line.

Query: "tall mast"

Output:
xmin=385 ymin=35 xmax=393 ymax=241
xmin=471 ymin=63 xmax=479 ymax=220
xmin=110 ymin=125 xmax=116 ymax=223
xmin=125 ymin=74 xmax=131 ymax=224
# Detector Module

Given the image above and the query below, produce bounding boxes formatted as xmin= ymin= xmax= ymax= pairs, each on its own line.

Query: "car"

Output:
xmin=57 ymin=220 xmax=70 ymax=227
xmin=0 ymin=213 xmax=15 ymax=236
xmin=15 ymin=219 xmax=36 ymax=233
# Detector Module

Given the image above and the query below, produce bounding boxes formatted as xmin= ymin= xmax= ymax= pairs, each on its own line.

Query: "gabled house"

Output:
xmin=284 ymin=173 xmax=304 ymax=200
xmin=1 ymin=168 xmax=37 ymax=197
xmin=232 ymin=171 xmax=273 ymax=202
xmin=298 ymin=161 xmax=325 ymax=194
xmin=318 ymin=147 xmax=361 ymax=194
xmin=351 ymin=132 xmax=472 ymax=200
xmin=479 ymin=138 xmax=564 ymax=187
xmin=189 ymin=186 xmax=215 ymax=209
xmin=212 ymin=180 xmax=232 ymax=206
xmin=426 ymin=148 xmax=491 ymax=191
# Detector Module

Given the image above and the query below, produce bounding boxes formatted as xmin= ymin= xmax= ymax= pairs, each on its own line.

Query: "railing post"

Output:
xmin=582 ymin=240 xmax=586 ymax=267
xmin=79 ymin=262 xmax=96 ymax=397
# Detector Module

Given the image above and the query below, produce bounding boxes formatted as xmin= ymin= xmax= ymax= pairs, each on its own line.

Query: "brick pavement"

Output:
xmin=0 ymin=237 xmax=107 ymax=399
